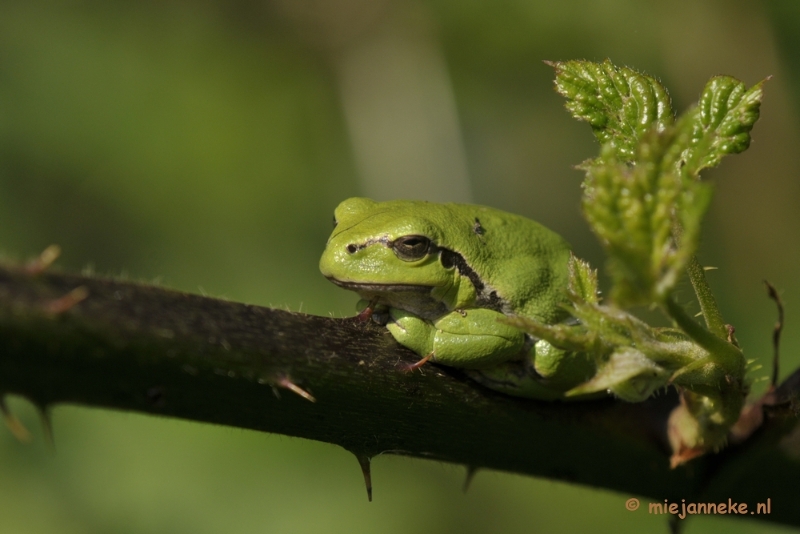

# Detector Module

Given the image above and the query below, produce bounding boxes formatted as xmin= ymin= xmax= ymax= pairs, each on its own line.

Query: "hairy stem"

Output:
xmin=686 ymin=255 xmax=727 ymax=339
xmin=663 ymin=297 xmax=743 ymax=374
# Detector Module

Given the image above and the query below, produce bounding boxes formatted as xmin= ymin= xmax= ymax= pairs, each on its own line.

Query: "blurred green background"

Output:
xmin=2 ymin=0 xmax=799 ymax=532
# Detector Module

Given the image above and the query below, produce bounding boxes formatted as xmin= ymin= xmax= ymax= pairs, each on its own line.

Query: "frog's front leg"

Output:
xmin=386 ymin=308 xmax=526 ymax=370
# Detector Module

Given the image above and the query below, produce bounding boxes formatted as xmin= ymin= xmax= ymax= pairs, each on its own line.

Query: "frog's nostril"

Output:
xmin=346 ymin=244 xmax=358 ymax=254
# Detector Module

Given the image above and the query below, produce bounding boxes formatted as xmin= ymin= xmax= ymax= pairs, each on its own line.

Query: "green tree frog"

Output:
xmin=320 ymin=197 xmax=598 ymax=400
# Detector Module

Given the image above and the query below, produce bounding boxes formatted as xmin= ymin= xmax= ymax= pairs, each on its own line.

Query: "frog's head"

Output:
xmin=319 ymin=198 xmax=460 ymax=307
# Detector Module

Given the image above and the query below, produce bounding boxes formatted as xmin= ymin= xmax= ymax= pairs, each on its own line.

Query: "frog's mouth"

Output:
xmin=326 ymin=277 xmax=433 ymax=293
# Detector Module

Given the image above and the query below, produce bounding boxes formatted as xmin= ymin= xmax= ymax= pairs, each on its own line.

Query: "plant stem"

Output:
xmin=664 ymin=297 xmax=744 ymax=374
xmin=686 ymin=255 xmax=727 ymax=339
xmin=671 ymin=220 xmax=726 ymax=339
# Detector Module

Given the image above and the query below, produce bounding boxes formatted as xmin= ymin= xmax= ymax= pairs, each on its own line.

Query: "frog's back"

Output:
xmin=385 ymin=200 xmax=572 ymax=323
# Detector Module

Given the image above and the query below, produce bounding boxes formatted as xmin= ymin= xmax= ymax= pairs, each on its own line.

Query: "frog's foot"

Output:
xmin=402 ymin=352 xmax=433 ymax=372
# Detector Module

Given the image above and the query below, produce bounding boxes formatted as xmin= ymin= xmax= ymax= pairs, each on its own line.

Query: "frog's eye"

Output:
xmin=391 ymin=235 xmax=431 ymax=261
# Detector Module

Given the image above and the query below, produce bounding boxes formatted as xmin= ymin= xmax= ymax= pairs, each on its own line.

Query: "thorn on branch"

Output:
xmin=353 ymin=453 xmax=373 ymax=502
xmin=38 ymin=403 xmax=55 ymax=452
xmin=356 ymin=300 xmax=378 ymax=322
xmin=463 ymin=465 xmax=478 ymax=493
xmin=45 ymin=286 xmax=89 ymax=315
xmin=0 ymin=396 xmax=32 ymax=443
xmin=275 ymin=376 xmax=316 ymax=403
xmin=24 ymin=245 xmax=61 ymax=276
xmin=401 ymin=352 xmax=433 ymax=372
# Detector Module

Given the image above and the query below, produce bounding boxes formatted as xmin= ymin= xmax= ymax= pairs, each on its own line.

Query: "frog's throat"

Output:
xmin=325 ymin=277 xmax=433 ymax=293
xmin=327 ymin=244 xmax=509 ymax=314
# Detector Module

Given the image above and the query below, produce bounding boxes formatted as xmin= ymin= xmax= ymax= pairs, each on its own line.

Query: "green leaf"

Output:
xmin=504 ymin=316 xmax=597 ymax=353
xmin=567 ymin=348 xmax=670 ymax=402
xmin=582 ymin=132 xmax=692 ymax=304
xmin=580 ymin=116 xmax=716 ymax=306
xmin=558 ymin=68 xmax=762 ymax=307
xmin=568 ymin=303 xmax=637 ymax=348
xmin=681 ymin=76 xmax=767 ymax=176
xmin=549 ymin=59 xmax=674 ymax=160
xmin=548 ymin=60 xmax=758 ymax=464
xmin=566 ymin=254 xmax=599 ymax=305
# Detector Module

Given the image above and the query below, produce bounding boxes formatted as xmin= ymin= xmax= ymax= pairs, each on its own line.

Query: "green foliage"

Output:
xmin=549 ymin=59 xmax=674 ymax=161
xmin=580 ymin=133 xmax=713 ymax=305
xmin=560 ymin=66 xmax=764 ymax=308
xmin=683 ymin=76 xmax=767 ymax=175
xmin=566 ymin=254 xmax=599 ymax=305
xmin=512 ymin=59 xmax=766 ymax=465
